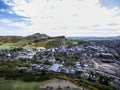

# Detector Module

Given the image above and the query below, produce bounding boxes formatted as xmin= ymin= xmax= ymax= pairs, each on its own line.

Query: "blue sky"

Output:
xmin=0 ymin=0 xmax=28 ymax=22
xmin=100 ymin=0 xmax=120 ymax=9
xmin=0 ymin=0 xmax=120 ymax=37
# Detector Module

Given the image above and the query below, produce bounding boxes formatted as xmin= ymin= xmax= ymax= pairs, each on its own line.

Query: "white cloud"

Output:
xmin=0 ymin=18 xmax=33 ymax=36
xmin=0 ymin=9 xmax=6 ymax=12
xmin=0 ymin=18 xmax=28 ymax=28
xmin=0 ymin=8 xmax=14 ymax=14
xmin=3 ymin=0 xmax=120 ymax=36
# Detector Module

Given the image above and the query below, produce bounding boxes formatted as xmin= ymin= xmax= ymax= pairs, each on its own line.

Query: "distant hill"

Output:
xmin=0 ymin=36 xmax=24 ymax=43
xmin=33 ymin=36 xmax=73 ymax=48
xmin=26 ymin=33 xmax=49 ymax=41
xmin=0 ymin=33 xmax=49 ymax=43
xmin=0 ymin=33 xmax=74 ymax=49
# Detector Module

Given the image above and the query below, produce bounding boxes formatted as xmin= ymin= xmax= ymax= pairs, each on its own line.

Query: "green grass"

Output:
xmin=0 ymin=78 xmax=46 ymax=90
xmin=0 ymin=41 xmax=27 ymax=49
xmin=0 ymin=37 xmax=75 ymax=49
xmin=0 ymin=78 xmax=82 ymax=90
xmin=33 ymin=38 xmax=74 ymax=48
xmin=23 ymin=44 xmax=35 ymax=49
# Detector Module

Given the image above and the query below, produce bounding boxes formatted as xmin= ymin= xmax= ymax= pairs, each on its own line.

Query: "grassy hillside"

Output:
xmin=0 ymin=40 xmax=27 ymax=49
xmin=0 ymin=33 xmax=49 ymax=43
xmin=33 ymin=37 xmax=73 ymax=48
xmin=0 ymin=33 xmax=75 ymax=49
xmin=0 ymin=36 xmax=24 ymax=43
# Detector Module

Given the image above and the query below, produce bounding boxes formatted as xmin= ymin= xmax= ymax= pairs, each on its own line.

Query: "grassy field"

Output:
xmin=0 ymin=78 xmax=46 ymax=90
xmin=0 ymin=41 xmax=27 ymax=49
xmin=0 ymin=78 xmax=83 ymax=90
xmin=0 ymin=39 xmax=74 ymax=49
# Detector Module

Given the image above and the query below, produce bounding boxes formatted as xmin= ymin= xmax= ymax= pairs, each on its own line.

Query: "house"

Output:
xmin=36 ymin=47 xmax=46 ymax=52
xmin=16 ymin=49 xmax=34 ymax=59
xmin=46 ymin=57 xmax=56 ymax=63
xmin=17 ymin=67 xmax=28 ymax=70
xmin=69 ymin=68 xmax=76 ymax=74
xmin=76 ymin=68 xmax=85 ymax=73
xmin=100 ymin=53 xmax=114 ymax=59
xmin=60 ymin=67 xmax=69 ymax=74
xmin=113 ymin=78 xmax=120 ymax=86
xmin=75 ymin=62 xmax=81 ymax=67
xmin=60 ymin=45 xmax=68 ymax=52
xmin=48 ymin=63 xmax=61 ymax=72
xmin=100 ymin=53 xmax=115 ymax=63
xmin=6 ymin=53 xmax=11 ymax=58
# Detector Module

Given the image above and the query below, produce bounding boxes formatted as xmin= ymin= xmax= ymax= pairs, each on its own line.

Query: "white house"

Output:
xmin=49 ymin=63 xmax=61 ymax=72
xmin=36 ymin=47 xmax=46 ymax=52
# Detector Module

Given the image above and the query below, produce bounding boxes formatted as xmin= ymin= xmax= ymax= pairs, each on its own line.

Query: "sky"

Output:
xmin=0 ymin=0 xmax=120 ymax=37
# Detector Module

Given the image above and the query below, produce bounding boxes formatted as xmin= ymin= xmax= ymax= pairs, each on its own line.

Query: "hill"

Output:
xmin=0 ymin=33 xmax=49 ymax=43
xmin=32 ymin=36 xmax=73 ymax=48
xmin=26 ymin=33 xmax=49 ymax=41
xmin=0 ymin=36 xmax=24 ymax=43
xmin=0 ymin=33 xmax=74 ymax=49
